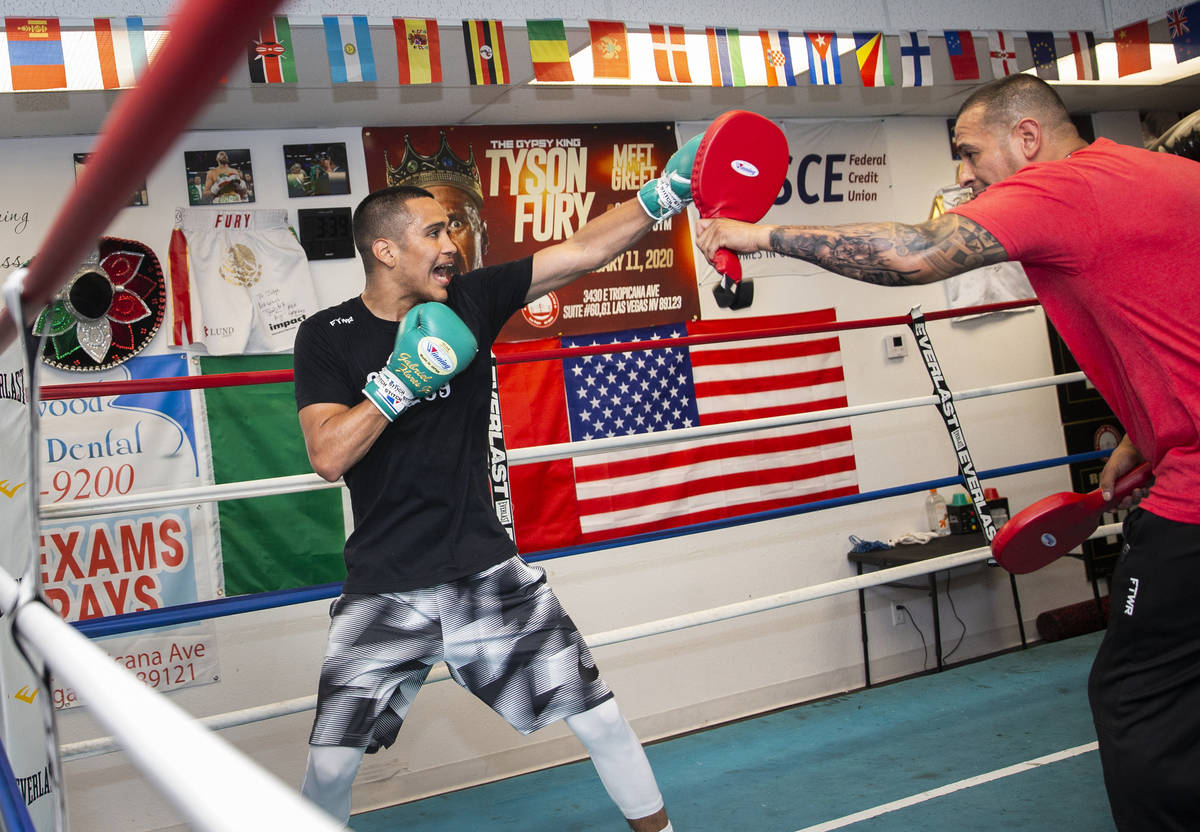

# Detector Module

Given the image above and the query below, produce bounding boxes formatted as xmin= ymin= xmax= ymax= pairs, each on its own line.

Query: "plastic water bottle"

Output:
xmin=925 ymin=489 xmax=949 ymax=536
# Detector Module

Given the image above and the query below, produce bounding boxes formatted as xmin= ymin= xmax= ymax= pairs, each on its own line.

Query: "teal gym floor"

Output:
xmin=352 ymin=632 xmax=1112 ymax=831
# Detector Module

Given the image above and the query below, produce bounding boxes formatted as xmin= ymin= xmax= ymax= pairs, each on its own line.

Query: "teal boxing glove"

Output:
xmin=363 ymin=302 xmax=479 ymax=421
xmin=637 ymin=133 xmax=702 ymax=221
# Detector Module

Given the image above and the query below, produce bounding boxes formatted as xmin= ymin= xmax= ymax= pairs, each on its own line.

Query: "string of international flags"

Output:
xmin=2 ymin=8 xmax=1198 ymax=92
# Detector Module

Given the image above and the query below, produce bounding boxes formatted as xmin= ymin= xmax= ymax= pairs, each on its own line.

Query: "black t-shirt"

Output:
xmin=293 ymin=258 xmax=533 ymax=593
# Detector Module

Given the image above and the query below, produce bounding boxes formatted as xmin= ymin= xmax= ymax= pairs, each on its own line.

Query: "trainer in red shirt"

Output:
xmin=695 ymin=74 xmax=1200 ymax=832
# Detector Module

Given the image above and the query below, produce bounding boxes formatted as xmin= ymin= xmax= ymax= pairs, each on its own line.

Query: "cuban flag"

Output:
xmin=804 ymin=31 xmax=841 ymax=85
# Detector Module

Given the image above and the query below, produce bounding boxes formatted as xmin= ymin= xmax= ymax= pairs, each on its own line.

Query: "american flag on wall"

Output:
xmin=496 ymin=310 xmax=860 ymax=552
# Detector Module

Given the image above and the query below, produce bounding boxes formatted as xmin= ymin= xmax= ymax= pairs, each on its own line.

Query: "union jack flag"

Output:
xmin=1169 ymin=7 xmax=1190 ymax=39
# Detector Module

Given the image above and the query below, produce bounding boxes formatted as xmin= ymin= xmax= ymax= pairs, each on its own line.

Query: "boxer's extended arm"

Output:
xmin=527 ymin=135 xmax=699 ymax=301
xmin=527 ymin=200 xmax=654 ymax=301
xmin=299 ymin=401 xmax=389 ymax=482
xmin=695 ymin=213 xmax=1009 ymax=285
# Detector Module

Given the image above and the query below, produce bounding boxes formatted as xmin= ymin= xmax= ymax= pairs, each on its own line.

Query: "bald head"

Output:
xmin=957 ymin=74 xmax=1078 ymax=144
xmin=952 ymin=74 xmax=1090 ymax=192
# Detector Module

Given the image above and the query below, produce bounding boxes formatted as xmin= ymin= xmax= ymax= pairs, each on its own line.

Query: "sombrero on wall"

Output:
xmin=32 ymin=236 xmax=165 ymax=371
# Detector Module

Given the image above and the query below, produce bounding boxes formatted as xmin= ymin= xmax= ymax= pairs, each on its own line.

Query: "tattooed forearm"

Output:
xmin=768 ymin=224 xmax=922 ymax=285
xmin=767 ymin=215 xmax=1008 ymax=285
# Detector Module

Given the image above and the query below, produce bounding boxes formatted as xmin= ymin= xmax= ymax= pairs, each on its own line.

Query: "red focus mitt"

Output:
xmin=692 ymin=110 xmax=789 ymax=310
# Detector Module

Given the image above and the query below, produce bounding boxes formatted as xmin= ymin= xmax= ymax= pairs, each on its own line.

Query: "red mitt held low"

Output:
xmin=691 ymin=110 xmax=789 ymax=310
xmin=990 ymin=463 xmax=1152 ymax=574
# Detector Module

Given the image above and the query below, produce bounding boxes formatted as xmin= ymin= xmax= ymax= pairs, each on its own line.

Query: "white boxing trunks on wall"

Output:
xmin=168 ymin=207 xmax=319 ymax=355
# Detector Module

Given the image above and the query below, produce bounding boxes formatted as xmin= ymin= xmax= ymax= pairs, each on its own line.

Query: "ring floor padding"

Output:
xmin=353 ymin=633 xmax=1112 ymax=831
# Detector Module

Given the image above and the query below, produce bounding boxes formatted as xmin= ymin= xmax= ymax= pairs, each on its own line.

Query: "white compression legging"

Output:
xmin=565 ymin=698 xmax=665 ymax=820
xmin=301 ymin=744 xmax=364 ymax=822
xmin=300 ymin=699 xmax=663 ymax=823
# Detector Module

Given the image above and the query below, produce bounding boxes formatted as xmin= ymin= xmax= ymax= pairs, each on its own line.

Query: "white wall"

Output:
xmin=0 ymin=109 xmax=1123 ymax=830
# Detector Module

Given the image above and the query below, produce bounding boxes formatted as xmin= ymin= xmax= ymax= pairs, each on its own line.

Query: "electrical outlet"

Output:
xmin=891 ymin=603 xmax=906 ymax=626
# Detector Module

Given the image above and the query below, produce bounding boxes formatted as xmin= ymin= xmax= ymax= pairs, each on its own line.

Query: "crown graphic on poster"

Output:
xmin=384 ymin=132 xmax=483 ymax=207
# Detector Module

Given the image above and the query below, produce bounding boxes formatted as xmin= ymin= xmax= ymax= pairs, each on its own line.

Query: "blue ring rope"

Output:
xmin=0 ymin=738 xmax=37 ymax=832
xmin=74 ymin=449 xmax=1111 ymax=639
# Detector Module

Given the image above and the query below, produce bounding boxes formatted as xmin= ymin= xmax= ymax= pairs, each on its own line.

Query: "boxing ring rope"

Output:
xmin=59 ymin=520 xmax=1124 ymax=763
xmin=37 ymin=298 xmax=1042 ymax=402
xmin=0 ymin=0 xmax=285 ymax=352
xmin=42 ymin=305 xmax=1107 ymax=763
xmin=62 ymin=448 xmax=1115 ymax=642
xmin=0 ymin=567 xmax=340 ymax=828
xmin=37 ymin=309 xmax=1044 ymax=541
xmin=34 ymin=296 xmax=1103 ymax=768
xmin=39 ymin=369 xmax=1086 ymax=521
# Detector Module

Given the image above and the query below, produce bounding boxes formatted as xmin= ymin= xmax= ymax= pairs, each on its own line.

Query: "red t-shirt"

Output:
xmin=953 ymin=138 xmax=1200 ymax=524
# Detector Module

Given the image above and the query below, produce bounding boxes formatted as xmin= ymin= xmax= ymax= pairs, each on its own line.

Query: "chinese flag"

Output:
xmin=1114 ymin=20 xmax=1151 ymax=77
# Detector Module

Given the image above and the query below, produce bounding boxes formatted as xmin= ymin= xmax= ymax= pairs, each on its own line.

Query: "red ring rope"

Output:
xmin=0 ymin=0 xmax=284 ymax=351
xmin=39 ymin=298 xmax=1039 ymax=400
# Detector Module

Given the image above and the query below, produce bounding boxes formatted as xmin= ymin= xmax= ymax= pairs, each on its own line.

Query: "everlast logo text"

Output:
xmin=488 ymin=361 xmax=514 ymax=539
xmin=16 ymin=763 xmax=53 ymax=806
xmin=912 ymin=320 xmax=995 ymax=539
xmin=0 ymin=367 xmax=25 ymax=403
xmin=488 ymin=368 xmax=510 ymax=501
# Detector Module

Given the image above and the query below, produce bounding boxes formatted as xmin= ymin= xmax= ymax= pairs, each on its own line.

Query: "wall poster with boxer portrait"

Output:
xmin=362 ymin=122 xmax=701 ymax=342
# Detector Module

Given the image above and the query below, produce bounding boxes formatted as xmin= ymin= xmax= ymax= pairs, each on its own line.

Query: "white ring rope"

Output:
xmin=512 ymin=371 xmax=1084 ymax=467
xmin=0 ymin=568 xmax=341 ymax=829
xmin=60 ymin=522 xmax=1123 ymax=762
xmin=40 ymin=370 xmax=1086 ymax=521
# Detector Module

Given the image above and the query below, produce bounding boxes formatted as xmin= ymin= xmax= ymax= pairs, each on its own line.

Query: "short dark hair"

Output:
xmin=957 ymin=74 xmax=1073 ymax=134
xmin=351 ymin=185 xmax=435 ymax=263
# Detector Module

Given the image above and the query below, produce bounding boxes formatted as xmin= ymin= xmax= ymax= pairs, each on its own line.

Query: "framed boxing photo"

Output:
xmin=184 ymin=148 xmax=256 ymax=206
xmin=74 ymin=152 xmax=148 ymax=206
xmin=283 ymin=142 xmax=350 ymax=197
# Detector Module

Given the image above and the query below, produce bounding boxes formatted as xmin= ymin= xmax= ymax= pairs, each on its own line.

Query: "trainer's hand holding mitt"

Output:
xmin=363 ymin=302 xmax=478 ymax=421
xmin=637 ymin=134 xmax=702 ymax=221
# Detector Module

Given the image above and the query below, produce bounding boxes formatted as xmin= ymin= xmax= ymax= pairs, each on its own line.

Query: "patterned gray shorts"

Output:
xmin=309 ymin=556 xmax=612 ymax=752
